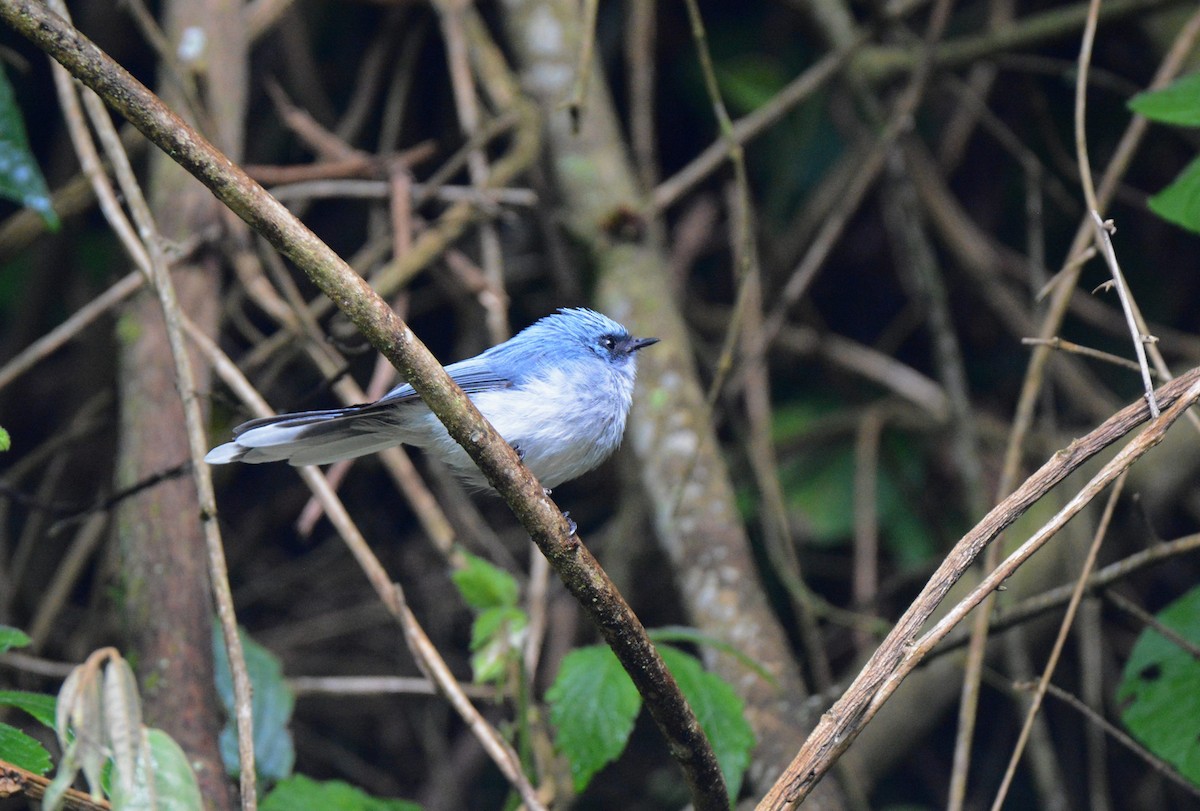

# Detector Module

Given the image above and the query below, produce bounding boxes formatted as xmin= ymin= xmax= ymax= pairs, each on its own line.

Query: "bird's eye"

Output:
xmin=600 ymin=336 xmax=616 ymax=351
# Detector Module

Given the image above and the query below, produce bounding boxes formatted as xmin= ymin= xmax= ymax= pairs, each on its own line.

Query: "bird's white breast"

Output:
xmin=413 ymin=360 xmax=636 ymax=488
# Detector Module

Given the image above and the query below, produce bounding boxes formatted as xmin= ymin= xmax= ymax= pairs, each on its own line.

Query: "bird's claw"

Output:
xmin=510 ymin=442 xmax=526 ymax=462
xmin=562 ymin=510 xmax=578 ymax=538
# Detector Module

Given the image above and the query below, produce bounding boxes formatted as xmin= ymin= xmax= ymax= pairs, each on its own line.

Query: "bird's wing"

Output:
xmin=376 ymin=356 xmax=515 ymax=405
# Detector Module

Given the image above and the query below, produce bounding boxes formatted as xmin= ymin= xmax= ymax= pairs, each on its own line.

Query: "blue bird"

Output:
xmin=205 ymin=308 xmax=658 ymax=489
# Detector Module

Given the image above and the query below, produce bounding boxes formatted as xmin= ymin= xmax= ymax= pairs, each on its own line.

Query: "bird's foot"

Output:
xmin=562 ymin=510 xmax=578 ymax=538
xmin=510 ymin=442 xmax=525 ymax=462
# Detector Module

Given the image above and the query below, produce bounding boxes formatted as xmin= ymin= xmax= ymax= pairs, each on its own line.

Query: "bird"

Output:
xmin=205 ymin=308 xmax=659 ymax=489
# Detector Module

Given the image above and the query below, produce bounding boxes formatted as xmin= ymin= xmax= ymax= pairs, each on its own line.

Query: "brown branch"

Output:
xmin=0 ymin=760 xmax=111 ymax=811
xmin=854 ymin=0 xmax=1172 ymax=83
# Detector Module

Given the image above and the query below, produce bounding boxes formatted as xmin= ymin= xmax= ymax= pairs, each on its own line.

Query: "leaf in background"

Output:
xmin=0 ymin=67 xmax=58 ymax=230
xmin=781 ymin=446 xmax=857 ymax=541
xmin=103 ymin=656 xmax=143 ymax=801
xmin=121 ymin=728 xmax=205 ymax=811
xmin=451 ymin=550 xmax=519 ymax=610
xmin=261 ymin=774 xmax=422 ymax=811
xmin=1147 ymin=155 xmax=1200 ymax=234
xmin=468 ymin=605 xmax=527 ymax=685
xmin=648 ymin=626 xmax=775 ymax=685
xmin=778 ymin=431 xmax=936 ymax=567
xmin=659 ymin=646 xmax=754 ymax=802
xmin=547 ymin=645 xmax=642 ymax=792
xmin=716 ymin=55 xmax=788 ymax=114
xmin=1129 ymin=73 xmax=1200 ymax=125
xmin=0 ymin=689 xmax=58 ymax=728
xmin=213 ymin=623 xmax=296 ymax=783
xmin=1116 ymin=586 xmax=1200 ymax=786
xmin=0 ymin=625 xmax=30 ymax=652
xmin=64 ymin=658 xmax=106 ymax=797
xmin=0 ymin=425 xmax=9 ymax=452
xmin=0 ymin=722 xmax=52 ymax=774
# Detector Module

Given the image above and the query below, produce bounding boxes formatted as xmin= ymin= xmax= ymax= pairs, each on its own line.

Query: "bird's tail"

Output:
xmin=205 ymin=404 xmax=407 ymax=466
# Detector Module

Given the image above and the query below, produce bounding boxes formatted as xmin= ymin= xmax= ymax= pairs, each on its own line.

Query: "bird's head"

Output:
xmin=543 ymin=308 xmax=658 ymax=369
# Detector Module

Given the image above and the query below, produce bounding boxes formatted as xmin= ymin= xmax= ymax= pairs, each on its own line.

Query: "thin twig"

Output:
xmin=627 ymin=0 xmax=658 ymax=191
xmin=1088 ymin=214 xmax=1159 ymax=416
xmin=287 ymin=675 xmax=493 ymax=698
xmin=1073 ymin=0 xmax=1159 ymax=416
xmin=268 ymin=178 xmax=537 ymax=206
xmin=26 ymin=512 xmax=107 ymax=648
xmin=1074 ymin=0 xmax=1100 ymax=214
xmin=1036 ymin=683 xmax=1200 ymax=802
xmin=857 ymin=0 xmax=1171 ymax=83
xmin=991 ymin=473 xmax=1125 ymax=810
xmin=852 ymin=409 xmax=884 ymax=654
xmin=1104 ymin=590 xmax=1200 ymax=660
xmin=1021 ymin=336 xmax=1155 ymax=374
xmin=652 ymin=34 xmax=866 ymax=212
xmin=562 ymin=0 xmax=600 ymax=130
xmin=0 ymin=270 xmax=142 ymax=391
xmin=431 ymin=0 xmax=508 ymax=342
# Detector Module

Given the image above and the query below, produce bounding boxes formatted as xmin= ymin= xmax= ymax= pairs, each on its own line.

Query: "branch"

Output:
xmin=0 ymin=759 xmax=110 ymax=811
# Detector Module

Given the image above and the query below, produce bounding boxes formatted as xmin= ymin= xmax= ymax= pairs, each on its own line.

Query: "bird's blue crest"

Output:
xmin=530 ymin=308 xmax=629 ymax=343
xmin=482 ymin=307 xmax=630 ymax=368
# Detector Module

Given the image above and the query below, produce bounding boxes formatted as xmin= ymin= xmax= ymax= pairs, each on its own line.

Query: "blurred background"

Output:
xmin=1 ymin=0 xmax=1199 ymax=808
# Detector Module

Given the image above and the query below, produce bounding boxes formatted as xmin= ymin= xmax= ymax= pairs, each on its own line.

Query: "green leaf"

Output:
xmin=781 ymin=446 xmax=857 ymax=541
xmin=103 ymin=657 xmax=143 ymax=801
xmin=0 ymin=67 xmax=58 ymax=230
xmin=1147 ymin=155 xmax=1200 ymax=233
xmin=144 ymin=729 xmax=206 ymax=811
xmin=42 ymin=746 xmax=78 ymax=811
xmin=777 ymin=432 xmax=936 ymax=567
xmin=649 ymin=626 xmax=776 ymax=685
xmin=261 ymin=774 xmax=422 ymax=811
xmin=1116 ymin=586 xmax=1200 ymax=786
xmin=468 ymin=605 xmax=527 ymax=685
xmin=451 ymin=551 xmax=519 ymax=610
xmin=770 ymin=400 xmax=831 ymax=445
xmin=212 ymin=623 xmax=295 ymax=783
xmin=547 ymin=645 xmax=642 ymax=792
xmin=0 ymin=721 xmax=52 ymax=774
xmin=110 ymin=728 xmax=204 ymax=811
xmin=660 ymin=647 xmax=754 ymax=803
xmin=0 ymin=625 xmax=30 ymax=652
xmin=1129 ymin=73 xmax=1200 ymax=126
xmin=0 ymin=425 xmax=9 ymax=452
xmin=716 ymin=56 xmax=789 ymax=114
xmin=0 ymin=690 xmax=57 ymax=728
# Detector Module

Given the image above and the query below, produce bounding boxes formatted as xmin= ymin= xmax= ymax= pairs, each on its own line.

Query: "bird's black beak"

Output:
xmin=625 ymin=336 xmax=659 ymax=353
